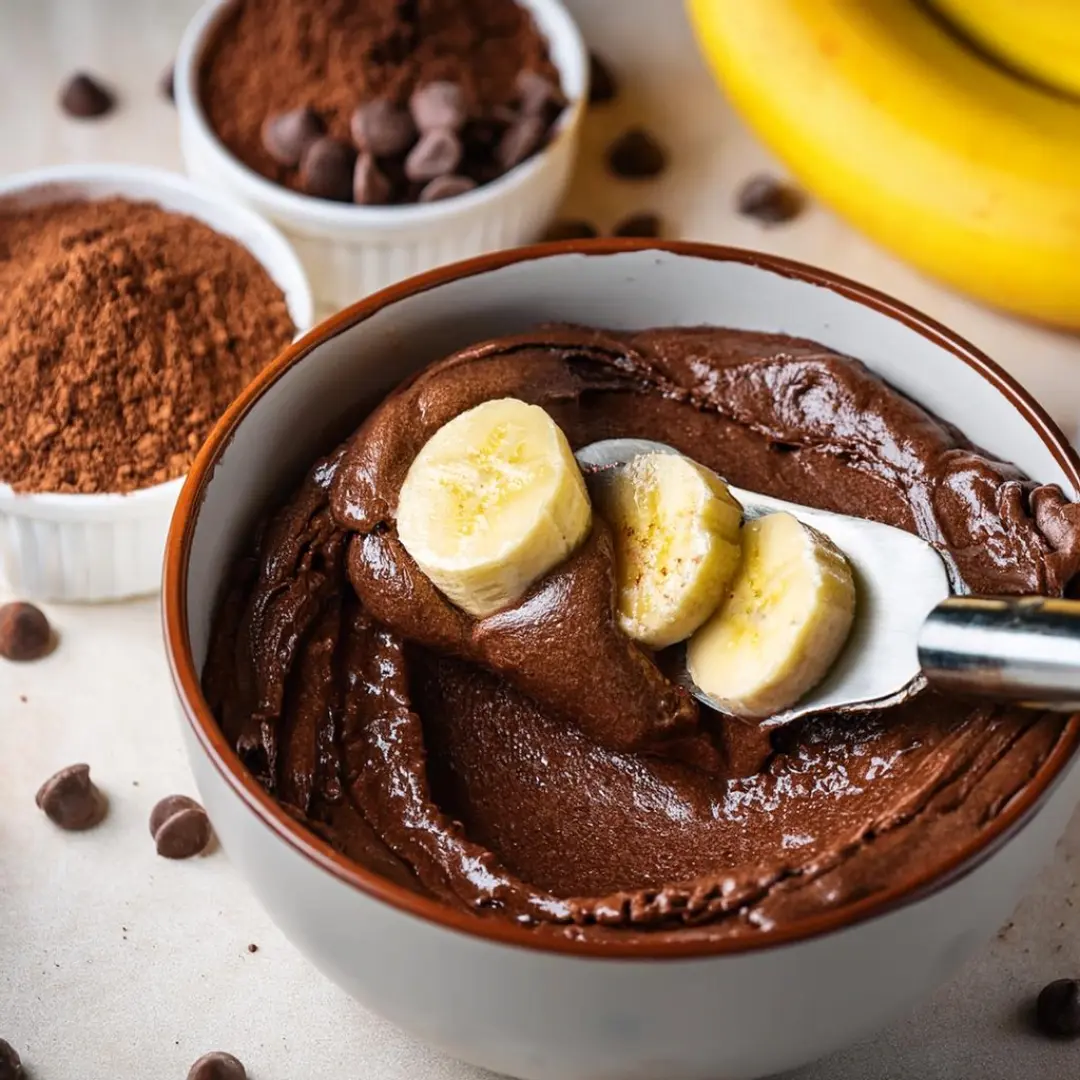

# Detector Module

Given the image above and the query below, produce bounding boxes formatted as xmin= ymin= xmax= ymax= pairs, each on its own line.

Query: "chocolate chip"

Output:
xmin=353 ymin=154 xmax=393 ymax=205
xmin=606 ymin=128 xmax=666 ymax=179
xmin=613 ymin=211 xmax=662 ymax=238
xmin=247 ymin=943 xmax=259 ymax=953
xmin=1036 ymin=979 xmax=1080 ymax=1037
xmin=0 ymin=1039 xmax=22 ymax=1080
xmin=0 ymin=602 xmax=53 ymax=661
xmin=350 ymin=99 xmax=416 ymax=157
xmin=541 ymin=219 xmax=599 ymax=241
xmin=150 ymin=794 xmax=213 ymax=859
xmin=59 ymin=73 xmax=115 ymax=118
xmin=160 ymin=63 xmax=175 ymax=104
xmin=736 ymin=174 xmax=805 ymax=224
xmin=300 ymin=137 xmax=357 ymax=201
xmin=409 ymin=81 xmax=467 ymax=133
xmin=187 ymin=1051 xmax=246 ymax=1080
xmin=404 ymin=129 xmax=463 ymax=182
xmin=36 ymin=764 xmax=107 ymax=831
xmin=418 ymin=175 xmax=477 ymax=202
xmin=262 ymin=107 xmax=325 ymax=168
xmin=497 ymin=113 xmax=547 ymax=171
xmin=516 ymin=69 xmax=565 ymax=116
xmin=588 ymin=52 xmax=617 ymax=104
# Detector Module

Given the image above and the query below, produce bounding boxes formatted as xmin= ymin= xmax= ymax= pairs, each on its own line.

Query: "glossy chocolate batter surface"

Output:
xmin=204 ymin=326 xmax=1080 ymax=942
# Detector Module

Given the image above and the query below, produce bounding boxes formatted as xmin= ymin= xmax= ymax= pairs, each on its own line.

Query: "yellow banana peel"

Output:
xmin=933 ymin=0 xmax=1080 ymax=98
xmin=687 ymin=0 xmax=1080 ymax=328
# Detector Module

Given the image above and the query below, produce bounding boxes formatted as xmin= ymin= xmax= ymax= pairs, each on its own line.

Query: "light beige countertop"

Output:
xmin=2 ymin=2 xmax=1080 ymax=1077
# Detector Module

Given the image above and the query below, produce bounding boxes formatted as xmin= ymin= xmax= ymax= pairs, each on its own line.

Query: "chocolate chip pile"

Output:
xmin=200 ymin=0 xmax=565 ymax=205
xmin=0 ymin=198 xmax=295 ymax=494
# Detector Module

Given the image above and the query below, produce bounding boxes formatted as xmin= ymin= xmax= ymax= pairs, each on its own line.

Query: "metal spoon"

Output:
xmin=576 ymin=438 xmax=1080 ymax=724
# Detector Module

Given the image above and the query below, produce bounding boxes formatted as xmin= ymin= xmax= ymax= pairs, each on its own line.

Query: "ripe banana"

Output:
xmin=395 ymin=397 xmax=591 ymax=618
xmin=590 ymin=452 xmax=743 ymax=649
xmin=688 ymin=0 xmax=1080 ymax=328
xmin=932 ymin=0 xmax=1080 ymax=98
xmin=686 ymin=512 xmax=856 ymax=719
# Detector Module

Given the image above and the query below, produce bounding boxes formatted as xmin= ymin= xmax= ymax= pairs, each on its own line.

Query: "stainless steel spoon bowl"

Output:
xmin=576 ymin=438 xmax=1080 ymax=722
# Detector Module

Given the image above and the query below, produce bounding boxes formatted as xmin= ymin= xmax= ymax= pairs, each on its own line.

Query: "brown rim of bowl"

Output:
xmin=163 ymin=238 xmax=1080 ymax=961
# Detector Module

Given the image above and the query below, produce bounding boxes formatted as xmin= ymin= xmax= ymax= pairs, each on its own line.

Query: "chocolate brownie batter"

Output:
xmin=204 ymin=326 xmax=1080 ymax=942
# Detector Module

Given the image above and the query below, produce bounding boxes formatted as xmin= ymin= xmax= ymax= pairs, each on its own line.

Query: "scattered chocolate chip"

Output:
xmin=404 ymin=129 xmax=463 ymax=182
xmin=606 ymin=128 xmax=666 ymax=179
xmin=353 ymin=154 xmax=393 ymax=205
xmin=247 ymin=943 xmax=258 ymax=953
xmin=409 ymin=81 xmax=467 ymax=133
xmin=613 ymin=211 xmax=662 ymax=238
xmin=150 ymin=795 xmax=213 ymax=859
xmin=160 ymin=63 xmax=175 ymax=104
xmin=588 ymin=52 xmax=617 ymax=104
xmin=350 ymin=99 xmax=416 ymax=157
xmin=262 ymin=106 xmax=325 ymax=168
xmin=541 ymin=219 xmax=599 ymax=242
xmin=497 ymin=113 xmax=547 ymax=171
xmin=300 ymin=137 xmax=357 ymax=201
xmin=418 ymin=174 xmax=477 ymax=202
xmin=59 ymin=72 xmax=115 ymax=119
xmin=736 ymin=174 xmax=805 ymax=224
xmin=36 ymin=764 xmax=107 ymax=831
xmin=516 ymin=69 xmax=565 ymax=116
xmin=0 ymin=1039 xmax=22 ymax=1080
xmin=187 ymin=1051 xmax=246 ymax=1080
xmin=0 ymin=602 xmax=53 ymax=661
xmin=1036 ymin=979 xmax=1080 ymax=1037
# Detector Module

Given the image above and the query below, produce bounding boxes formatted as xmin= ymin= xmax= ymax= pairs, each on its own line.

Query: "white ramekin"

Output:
xmin=0 ymin=164 xmax=314 ymax=603
xmin=165 ymin=242 xmax=1080 ymax=1079
xmin=174 ymin=0 xmax=588 ymax=313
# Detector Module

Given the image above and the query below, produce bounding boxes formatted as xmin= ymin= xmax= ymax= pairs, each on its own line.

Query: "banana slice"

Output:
xmin=396 ymin=397 xmax=591 ymax=618
xmin=591 ymin=452 xmax=744 ymax=649
xmin=686 ymin=512 xmax=856 ymax=718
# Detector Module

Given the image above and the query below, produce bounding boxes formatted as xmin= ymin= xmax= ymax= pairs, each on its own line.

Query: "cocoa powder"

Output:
xmin=200 ymin=0 xmax=559 ymax=194
xmin=0 ymin=198 xmax=295 ymax=494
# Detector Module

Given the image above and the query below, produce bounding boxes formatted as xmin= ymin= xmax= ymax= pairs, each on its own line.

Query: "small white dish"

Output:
xmin=174 ymin=0 xmax=588 ymax=312
xmin=0 ymin=163 xmax=313 ymax=602
xmin=164 ymin=241 xmax=1080 ymax=1080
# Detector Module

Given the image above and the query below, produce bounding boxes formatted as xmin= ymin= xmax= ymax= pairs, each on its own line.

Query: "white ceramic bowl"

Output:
xmin=174 ymin=0 xmax=588 ymax=314
xmin=164 ymin=242 xmax=1080 ymax=1080
xmin=0 ymin=164 xmax=314 ymax=603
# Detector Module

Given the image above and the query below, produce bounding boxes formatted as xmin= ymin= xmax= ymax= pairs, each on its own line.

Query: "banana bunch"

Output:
xmin=688 ymin=0 xmax=1080 ymax=328
xmin=397 ymin=399 xmax=856 ymax=718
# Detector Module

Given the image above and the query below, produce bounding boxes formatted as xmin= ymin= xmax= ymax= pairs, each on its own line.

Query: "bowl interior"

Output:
xmin=173 ymin=244 xmax=1080 ymax=960
xmin=183 ymin=246 xmax=1078 ymax=668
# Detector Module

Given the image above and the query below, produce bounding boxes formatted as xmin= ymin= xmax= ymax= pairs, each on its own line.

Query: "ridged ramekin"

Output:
xmin=0 ymin=164 xmax=314 ymax=603
xmin=174 ymin=0 xmax=588 ymax=313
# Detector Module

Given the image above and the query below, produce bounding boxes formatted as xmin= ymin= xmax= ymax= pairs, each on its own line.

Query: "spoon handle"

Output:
xmin=919 ymin=596 xmax=1080 ymax=710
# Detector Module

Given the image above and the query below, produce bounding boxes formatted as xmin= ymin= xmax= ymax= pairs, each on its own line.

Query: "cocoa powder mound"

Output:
xmin=0 ymin=198 xmax=295 ymax=495
xmin=200 ymin=0 xmax=559 ymax=192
